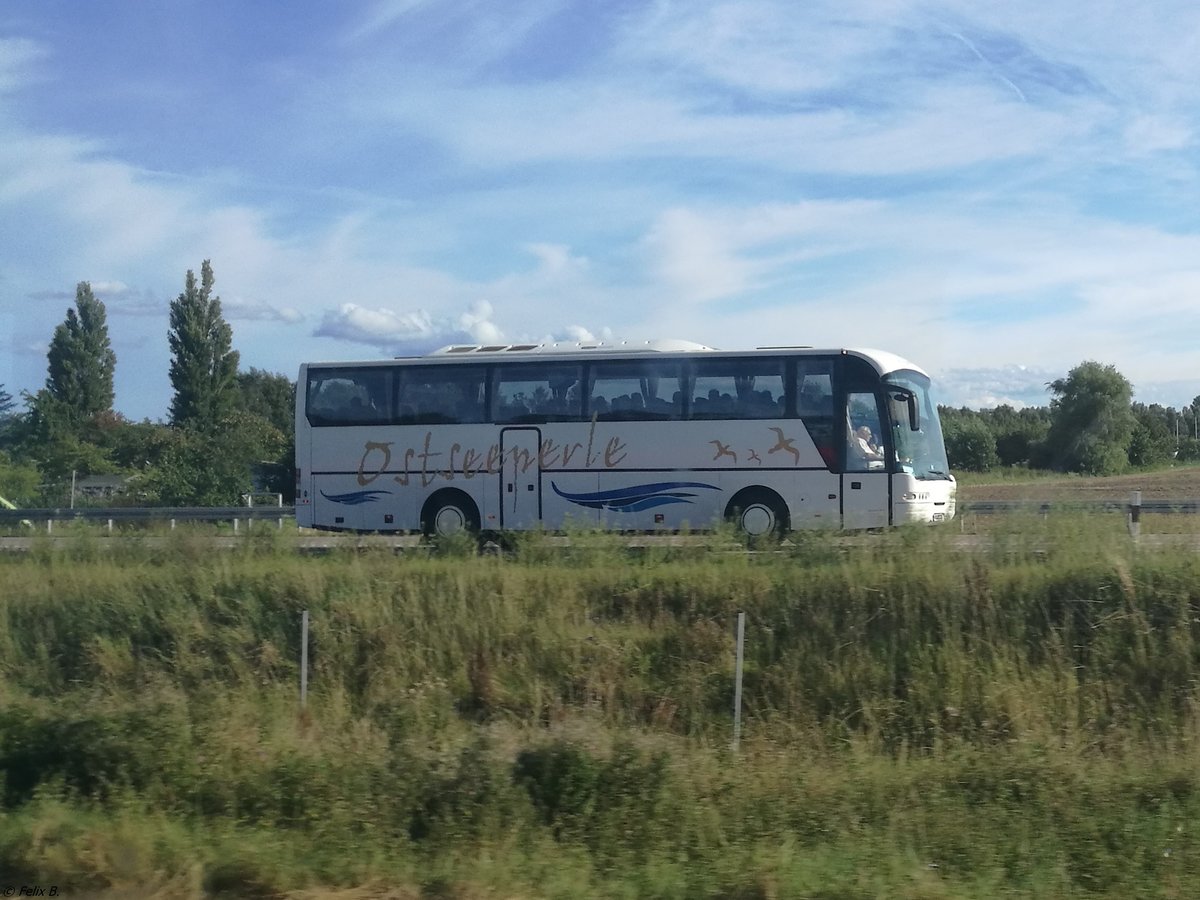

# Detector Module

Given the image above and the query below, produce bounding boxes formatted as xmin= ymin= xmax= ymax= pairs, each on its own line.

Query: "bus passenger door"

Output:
xmin=500 ymin=428 xmax=542 ymax=529
xmin=842 ymin=391 xmax=890 ymax=529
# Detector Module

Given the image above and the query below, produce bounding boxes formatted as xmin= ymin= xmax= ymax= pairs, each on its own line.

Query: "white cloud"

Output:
xmin=313 ymin=299 xmax=516 ymax=352
xmin=314 ymin=303 xmax=440 ymax=346
xmin=457 ymin=301 xmax=504 ymax=344
xmin=935 ymin=365 xmax=1061 ymax=409
xmin=89 ymin=280 xmax=131 ymax=295
xmin=550 ymin=324 xmax=615 ymax=343
xmin=221 ymin=295 xmax=305 ymax=324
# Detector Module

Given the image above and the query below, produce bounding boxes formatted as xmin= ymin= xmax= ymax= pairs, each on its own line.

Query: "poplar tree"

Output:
xmin=45 ymin=282 xmax=116 ymax=419
xmin=167 ymin=260 xmax=240 ymax=428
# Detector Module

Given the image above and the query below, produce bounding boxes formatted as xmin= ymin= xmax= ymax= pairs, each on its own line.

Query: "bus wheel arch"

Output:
xmin=421 ymin=489 xmax=481 ymax=537
xmin=725 ymin=487 xmax=789 ymax=538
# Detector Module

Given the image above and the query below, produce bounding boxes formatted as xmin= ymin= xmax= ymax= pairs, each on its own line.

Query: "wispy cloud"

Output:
xmin=221 ymin=296 xmax=304 ymax=324
xmin=0 ymin=37 xmax=46 ymax=94
xmin=343 ymin=0 xmax=437 ymax=44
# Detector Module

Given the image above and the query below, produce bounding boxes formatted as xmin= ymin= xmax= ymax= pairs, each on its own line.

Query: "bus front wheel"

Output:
xmin=726 ymin=488 xmax=789 ymax=539
xmin=421 ymin=490 xmax=480 ymax=538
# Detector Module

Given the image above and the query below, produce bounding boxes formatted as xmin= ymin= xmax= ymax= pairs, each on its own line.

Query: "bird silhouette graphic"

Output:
xmin=709 ymin=439 xmax=738 ymax=463
xmin=747 ymin=449 xmax=763 ymax=465
xmin=767 ymin=428 xmax=800 ymax=465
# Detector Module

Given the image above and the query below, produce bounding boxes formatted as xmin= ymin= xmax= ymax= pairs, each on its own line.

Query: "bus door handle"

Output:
xmin=850 ymin=481 xmax=862 ymax=490
xmin=507 ymin=483 xmax=513 ymax=493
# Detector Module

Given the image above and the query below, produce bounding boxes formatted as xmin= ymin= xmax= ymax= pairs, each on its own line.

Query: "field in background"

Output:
xmin=3 ymin=524 xmax=1200 ymax=898
xmin=957 ymin=462 xmax=1200 ymax=502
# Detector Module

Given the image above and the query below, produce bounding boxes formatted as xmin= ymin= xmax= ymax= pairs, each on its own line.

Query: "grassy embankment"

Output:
xmin=4 ymin=519 xmax=1200 ymax=897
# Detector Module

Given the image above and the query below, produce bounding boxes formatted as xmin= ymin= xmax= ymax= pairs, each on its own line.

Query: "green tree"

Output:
xmin=235 ymin=368 xmax=295 ymax=435
xmin=45 ymin=282 xmax=116 ymax=420
xmin=0 ymin=450 xmax=41 ymax=506
xmin=1044 ymin=362 xmax=1135 ymax=475
xmin=233 ymin=370 xmax=296 ymax=500
xmin=1127 ymin=403 xmax=1175 ymax=468
xmin=942 ymin=413 xmax=999 ymax=472
xmin=940 ymin=417 xmax=998 ymax=475
xmin=977 ymin=405 xmax=1051 ymax=468
xmin=168 ymin=260 xmax=239 ymax=428
xmin=14 ymin=388 xmax=111 ymax=483
xmin=143 ymin=410 xmax=286 ymax=505
xmin=1178 ymin=437 xmax=1200 ymax=462
xmin=0 ymin=384 xmax=14 ymax=419
xmin=1187 ymin=395 xmax=1200 ymax=442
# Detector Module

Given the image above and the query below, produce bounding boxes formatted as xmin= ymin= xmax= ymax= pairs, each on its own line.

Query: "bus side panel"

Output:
xmin=782 ymin=471 xmax=841 ymax=530
xmin=712 ymin=471 xmax=841 ymax=531
xmin=308 ymin=425 xmax=407 ymax=531
xmin=575 ymin=420 xmax=839 ymax=531
xmin=540 ymin=471 xmax=601 ymax=530
xmin=589 ymin=470 xmax=723 ymax=531
xmin=311 ymin=473 xmax=366 ymax=531
xmin=294 ymin=365 xmax=313 ymax=528
xmin=294 ymin=460 xmax=314 ymax=528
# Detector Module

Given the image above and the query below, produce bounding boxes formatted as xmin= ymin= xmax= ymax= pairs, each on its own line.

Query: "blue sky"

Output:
xmin=3 ymin=0 xmax=1200 ymax=420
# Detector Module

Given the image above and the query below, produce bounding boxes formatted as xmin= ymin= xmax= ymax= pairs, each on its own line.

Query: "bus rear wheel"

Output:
xmin=726 ymin=488 xmax=789 ymax=539
xmin=421 ymin=490 xmax=480 ymax=538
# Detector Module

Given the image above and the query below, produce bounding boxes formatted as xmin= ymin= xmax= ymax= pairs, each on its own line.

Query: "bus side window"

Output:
xmin=306 ymin=368 xmax=393 ymax=426
xmin=691 ymin=359 xmax=785 ymax=420
xmin=794 ymin=363 xmax=835 ymax=465
xmin=589 ymin=360 xmax=683 ymax=421
xmin=392 ymin=368 xmax=487 ymax=425
xmin=494 ymin=365 xmax=583 ymax=423
xmin=845 ymin=392 xmax=885 ymax=472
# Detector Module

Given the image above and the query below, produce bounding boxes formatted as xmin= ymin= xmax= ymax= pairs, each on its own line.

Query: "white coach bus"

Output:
xmin=294 ymin=341 xmax=955 ymax=536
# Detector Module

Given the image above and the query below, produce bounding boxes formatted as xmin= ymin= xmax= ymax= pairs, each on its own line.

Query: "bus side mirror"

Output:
xmin=891 ymin=389 xmax=920 ymax=431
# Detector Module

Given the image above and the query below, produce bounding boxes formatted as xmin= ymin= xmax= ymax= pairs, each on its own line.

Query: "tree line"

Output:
xmin=0 ymin=261 xmax=295 ymax=506
xmin=2 ymin=271 xmax=1196 ymax=506
xmin=940 ymin=360 xmax=1200 ymax=474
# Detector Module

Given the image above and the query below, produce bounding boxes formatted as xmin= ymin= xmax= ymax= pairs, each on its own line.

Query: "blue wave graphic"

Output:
xmin=551 ymin=481 xmax=719 ymax=513
xmin=321 ymin=489 xmax=392 ymax=506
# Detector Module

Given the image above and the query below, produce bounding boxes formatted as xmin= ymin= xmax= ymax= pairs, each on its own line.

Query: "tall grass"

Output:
xmin=3 ymin=522 xmax=1200 ymax=896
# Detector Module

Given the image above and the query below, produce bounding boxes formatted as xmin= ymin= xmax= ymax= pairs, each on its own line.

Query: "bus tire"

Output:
xmin=725 ymin=488 xmax=789 ymax=539
xmin=421 ymin=489 xmax=480 ymax=538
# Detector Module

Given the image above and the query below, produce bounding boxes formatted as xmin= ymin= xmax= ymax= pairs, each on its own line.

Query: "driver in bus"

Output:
xmin=853 ymin=425 xmax=884 ymax=463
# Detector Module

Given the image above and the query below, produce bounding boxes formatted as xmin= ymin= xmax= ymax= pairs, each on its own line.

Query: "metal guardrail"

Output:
xmin=962 ymin=499 xmax=1200 ymax=515
xmin=0 ymin=506 xmax=295 ymax=531
xmin=1 ymin=497 xmax=1197 ymax=531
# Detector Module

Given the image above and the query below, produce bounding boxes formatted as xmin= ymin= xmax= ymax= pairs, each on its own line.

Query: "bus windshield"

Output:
xmin=884 ymin=370 xmax=951 ymax=481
